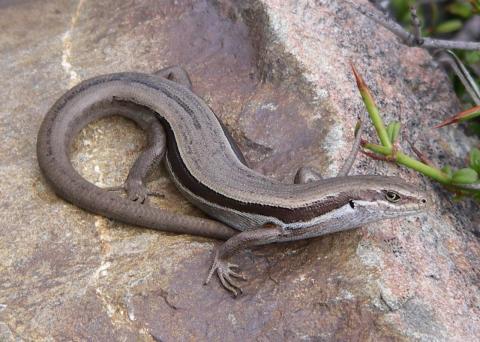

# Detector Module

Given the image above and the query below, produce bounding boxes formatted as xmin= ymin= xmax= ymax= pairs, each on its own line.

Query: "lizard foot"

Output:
xmin=105 ymin=182 xmax=164 ymax=204
xmin=125 ymin=180 xmax=149 ymax=203
xmin=204 ymin=250 xmax=247 ymax=296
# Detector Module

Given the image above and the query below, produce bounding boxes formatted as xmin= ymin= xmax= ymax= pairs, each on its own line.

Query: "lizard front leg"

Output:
xmin=294 ymin=166 xmax=323 ymax=183
xmin=205 ymin=226 xmax=284 ymax=295
xmin=293 ymin=109 xmax=366 ymax=184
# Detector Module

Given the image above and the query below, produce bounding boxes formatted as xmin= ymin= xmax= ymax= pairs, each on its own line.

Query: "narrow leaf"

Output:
xmin=451 ymin=168 xmax=478 ymax=184
xmin=386 ymin=121 xmax=401 ymax=143
xmin=465 ymin=51 xmax=480 ymax=65
xmin=470 ymin=148 xmax=480 ymax=173
xmin=434 ymin=105 xmax=480 ymax=128
xmin=470 ymin=0 xmax=480 ymax=13
xmin=441 ymin=165 xmax=453 ymax=178
xmin=436 ymin=20 xmax=462 ymax=33
xmin=447 ymin=3 xmax=472 ymax=18
xmin=351 ymin=63 xmax=392 ymax=149
xmin=443 ymin=50 xmax=480 ymax=104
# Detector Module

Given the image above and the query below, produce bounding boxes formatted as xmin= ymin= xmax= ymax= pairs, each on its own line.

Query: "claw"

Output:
xmin=205 ymin=250 xmax=247 ymax=296
xmin=229 ymin=270 xmax=248 ymax=281
xmin=219 ymin=273 xmax=239 ymax=296
xmin=224 ymin=273 xmax=243 ymax=292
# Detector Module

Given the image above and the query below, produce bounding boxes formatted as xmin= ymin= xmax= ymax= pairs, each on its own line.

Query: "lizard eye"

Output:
xmin=385 ymin=191 xmax=401 ymax=203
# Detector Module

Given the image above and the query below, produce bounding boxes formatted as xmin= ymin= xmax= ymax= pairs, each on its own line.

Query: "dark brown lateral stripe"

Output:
xmin=56 ymin=73 xmax=350 ymax=223
xmin=161 ymin=119 xmax=351 ymax=224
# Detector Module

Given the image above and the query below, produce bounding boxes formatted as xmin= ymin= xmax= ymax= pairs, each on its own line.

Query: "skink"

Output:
xmin=37 ymin=66 xmax=428 ymax=295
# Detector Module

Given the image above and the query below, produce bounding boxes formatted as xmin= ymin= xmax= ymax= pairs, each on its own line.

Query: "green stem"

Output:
xmin=361 ymin=94 xmax=392 ymax=149
xmin=363 ymin=143 xmax=391 ymax=155
xmin=363 ymin=142 xmax=451 ymax=183
xmin=396 ymin=153 xmax=450 ymax=183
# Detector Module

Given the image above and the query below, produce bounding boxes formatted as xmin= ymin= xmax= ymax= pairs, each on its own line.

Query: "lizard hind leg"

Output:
xmin=153 ymin=66 xmax=193 ymax=90
xmin=122 ymin=116 xmax=166 ymax=203
xmin=103 ymin=102 xmax=167 ymax=204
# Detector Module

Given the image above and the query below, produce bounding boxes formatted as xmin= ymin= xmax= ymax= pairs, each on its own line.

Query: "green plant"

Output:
xmin=352 ymin=64 xmax=480 ymax=201
xmin=390 ymin=1 xmax=480 ymax=112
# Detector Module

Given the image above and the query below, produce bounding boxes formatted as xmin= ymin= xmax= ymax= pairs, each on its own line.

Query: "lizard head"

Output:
xmin=341 ymin=176 xmax=429 ymax=225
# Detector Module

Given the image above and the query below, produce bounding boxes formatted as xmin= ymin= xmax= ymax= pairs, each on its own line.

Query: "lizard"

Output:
xmin=36 ymin=66 xmax=428 ymax=295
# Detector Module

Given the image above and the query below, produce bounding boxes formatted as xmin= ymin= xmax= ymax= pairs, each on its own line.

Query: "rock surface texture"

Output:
xmin=1 ymin=0 xmax=479 ymax=340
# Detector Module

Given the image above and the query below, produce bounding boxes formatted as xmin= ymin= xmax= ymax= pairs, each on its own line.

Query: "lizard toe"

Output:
xmin=125 ymin=181 xmax=149 ymax=204
xmin=205 ymin=250 xmax=246 ymax=296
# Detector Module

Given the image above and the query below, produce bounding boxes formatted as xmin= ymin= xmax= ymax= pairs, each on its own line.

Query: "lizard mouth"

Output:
xmin=387 ymin=205 xmax=425 ymax=217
